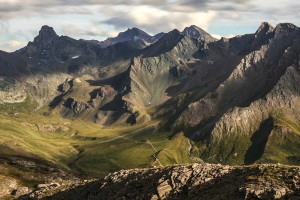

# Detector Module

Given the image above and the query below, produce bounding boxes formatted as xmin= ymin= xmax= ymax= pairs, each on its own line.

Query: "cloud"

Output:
xmin=0 ymin=40 xmax=26 ymax=52
xmin=32 ymin=6 xmax=94 ymax=15
xmin=0 ymin=0 xmax=252 ymax=16
xmin=60 ymin=24 xmax=84 ymax=36
xmin=0 ymin=0 xmax=169 ymax=10
xmin=0 ymin=21 xmax=9 ymax=34
xmin=84 ymin=27 xmax=103 ymax=36
xmin=211 ymin=34 xmax=222 ymax=39
xmin=0 ymin=0 xmax=297 ymax=23
xmin=211 ymin=33 xmax=236 ymax=39
xmin=0 ymin=4 xmax=23 ymax=12
xmin=102 ymin=5 xmax=217 ymax=33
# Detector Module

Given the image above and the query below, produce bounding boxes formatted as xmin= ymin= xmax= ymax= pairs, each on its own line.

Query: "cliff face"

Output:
xmin=21 ymin=163 xmax=300 ymax=200
xmin=125 ymin=31 xmax=200 ymax=108
xmin=167 ymin=23 xmax=300 ymax=165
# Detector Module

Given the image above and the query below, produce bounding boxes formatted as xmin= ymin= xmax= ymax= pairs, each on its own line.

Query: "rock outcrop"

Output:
xmin=0 ymin=153 xmax=81 ymax=199
xmin=20 ymin=163 xmax=300 ymax=200
xmin=0 ymin=77 xmax=26 ymax=104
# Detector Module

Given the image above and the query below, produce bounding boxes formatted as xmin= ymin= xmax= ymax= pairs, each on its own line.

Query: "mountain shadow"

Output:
xmin=244 ymin=117 xmax=274 ymax=164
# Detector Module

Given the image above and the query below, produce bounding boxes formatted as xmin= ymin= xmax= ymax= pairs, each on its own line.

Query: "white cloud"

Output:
xmin=60 ymin=24 xmax=80 ymax=36
xmin=211 ymin=34 xmax=222 ymax=39
xmin=127 ymin=6 xmax=168 ymax=25
xmin=107 ymin=31 xmax=119 ymax=37
xmin=211 ymin=34 xmax=236 ymax=39
xmin=102 ymin=5 xmax=217 ymax=33
xmin=0 ymin=40 xmax=26 ymax=52
xmin=87 ymin=27 xmax=103 ymax=36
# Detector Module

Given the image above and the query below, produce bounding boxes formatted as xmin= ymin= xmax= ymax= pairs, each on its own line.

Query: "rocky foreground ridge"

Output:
xmin=19 ymin=163 xmax=300 ymax=200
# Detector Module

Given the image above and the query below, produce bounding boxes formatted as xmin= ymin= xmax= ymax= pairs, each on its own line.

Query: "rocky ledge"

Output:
xmin=19 ymin=163 xmax=300 ymax=200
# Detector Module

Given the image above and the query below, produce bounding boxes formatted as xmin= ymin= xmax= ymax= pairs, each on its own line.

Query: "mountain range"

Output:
xmin=0 ymin=22 xmax=300 ymax=198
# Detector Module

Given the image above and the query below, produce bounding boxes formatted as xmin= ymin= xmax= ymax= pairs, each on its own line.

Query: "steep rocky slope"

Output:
xmin=125 ymin=29 xmax=201 ymax=108
xmin=160 ymin=22 xmax=300 ymax=165
xmin=20 ymin=163 xmax=300 ymax=200
xmin=182 ymin=23 xmax=299 ymax=164
xmin=0 ymin=152 xmax=81 ymax=199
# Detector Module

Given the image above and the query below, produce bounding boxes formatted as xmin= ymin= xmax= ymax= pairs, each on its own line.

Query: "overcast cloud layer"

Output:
xmin=0 ymin=0 xmax=299 ymax=51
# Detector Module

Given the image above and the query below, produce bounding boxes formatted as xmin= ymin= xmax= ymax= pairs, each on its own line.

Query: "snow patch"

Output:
xmin=72 ymin=55 xmax=81 ymax=59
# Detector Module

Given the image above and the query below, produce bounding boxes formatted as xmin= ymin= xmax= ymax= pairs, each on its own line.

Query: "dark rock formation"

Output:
xmin=0 ymin=50 xmax=27 ymax=77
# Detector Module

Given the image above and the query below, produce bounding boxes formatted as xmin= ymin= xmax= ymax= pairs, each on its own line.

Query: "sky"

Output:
xmin=0 ymin=0 xmax=299 ymax=52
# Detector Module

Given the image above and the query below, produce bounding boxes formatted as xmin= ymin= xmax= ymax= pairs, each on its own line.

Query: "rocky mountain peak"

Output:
xmin=39 ymin=25 xmax=58 ymax=37
xmin=252 ymin=22 xmax=275 ymax=48
xmin=183 ymin=25 xmax=204 ymax=38
xmin=141 ymin=29 xmax=183 ymax=57
xmin=182 ymin=25 xmax=216 ymax=42
xmin=184 ymin=25 xmax=203 ymax=33
xmin=166 ymin=28 xmax=181 ymax=37
xmin=33 ymin=25 xmax=58 ymax=49
xmin=274 ymin=23 xmax=299 ymax=33
xmin=148 ymin=29 xmax=182 ymax=47
xmin=99 ymin=27 xmax=160 ymax=48
xmin=119 ymin=27 xmax=149 ymax=38
xmin=255 ymin=22 xmax=274 ymax=35
xmin=154 ymin=32 xmax=165 ymax=40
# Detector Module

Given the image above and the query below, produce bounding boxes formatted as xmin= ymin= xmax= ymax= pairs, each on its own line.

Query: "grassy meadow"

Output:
xmin=0 ymin=105 xmax=194 ymax=177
